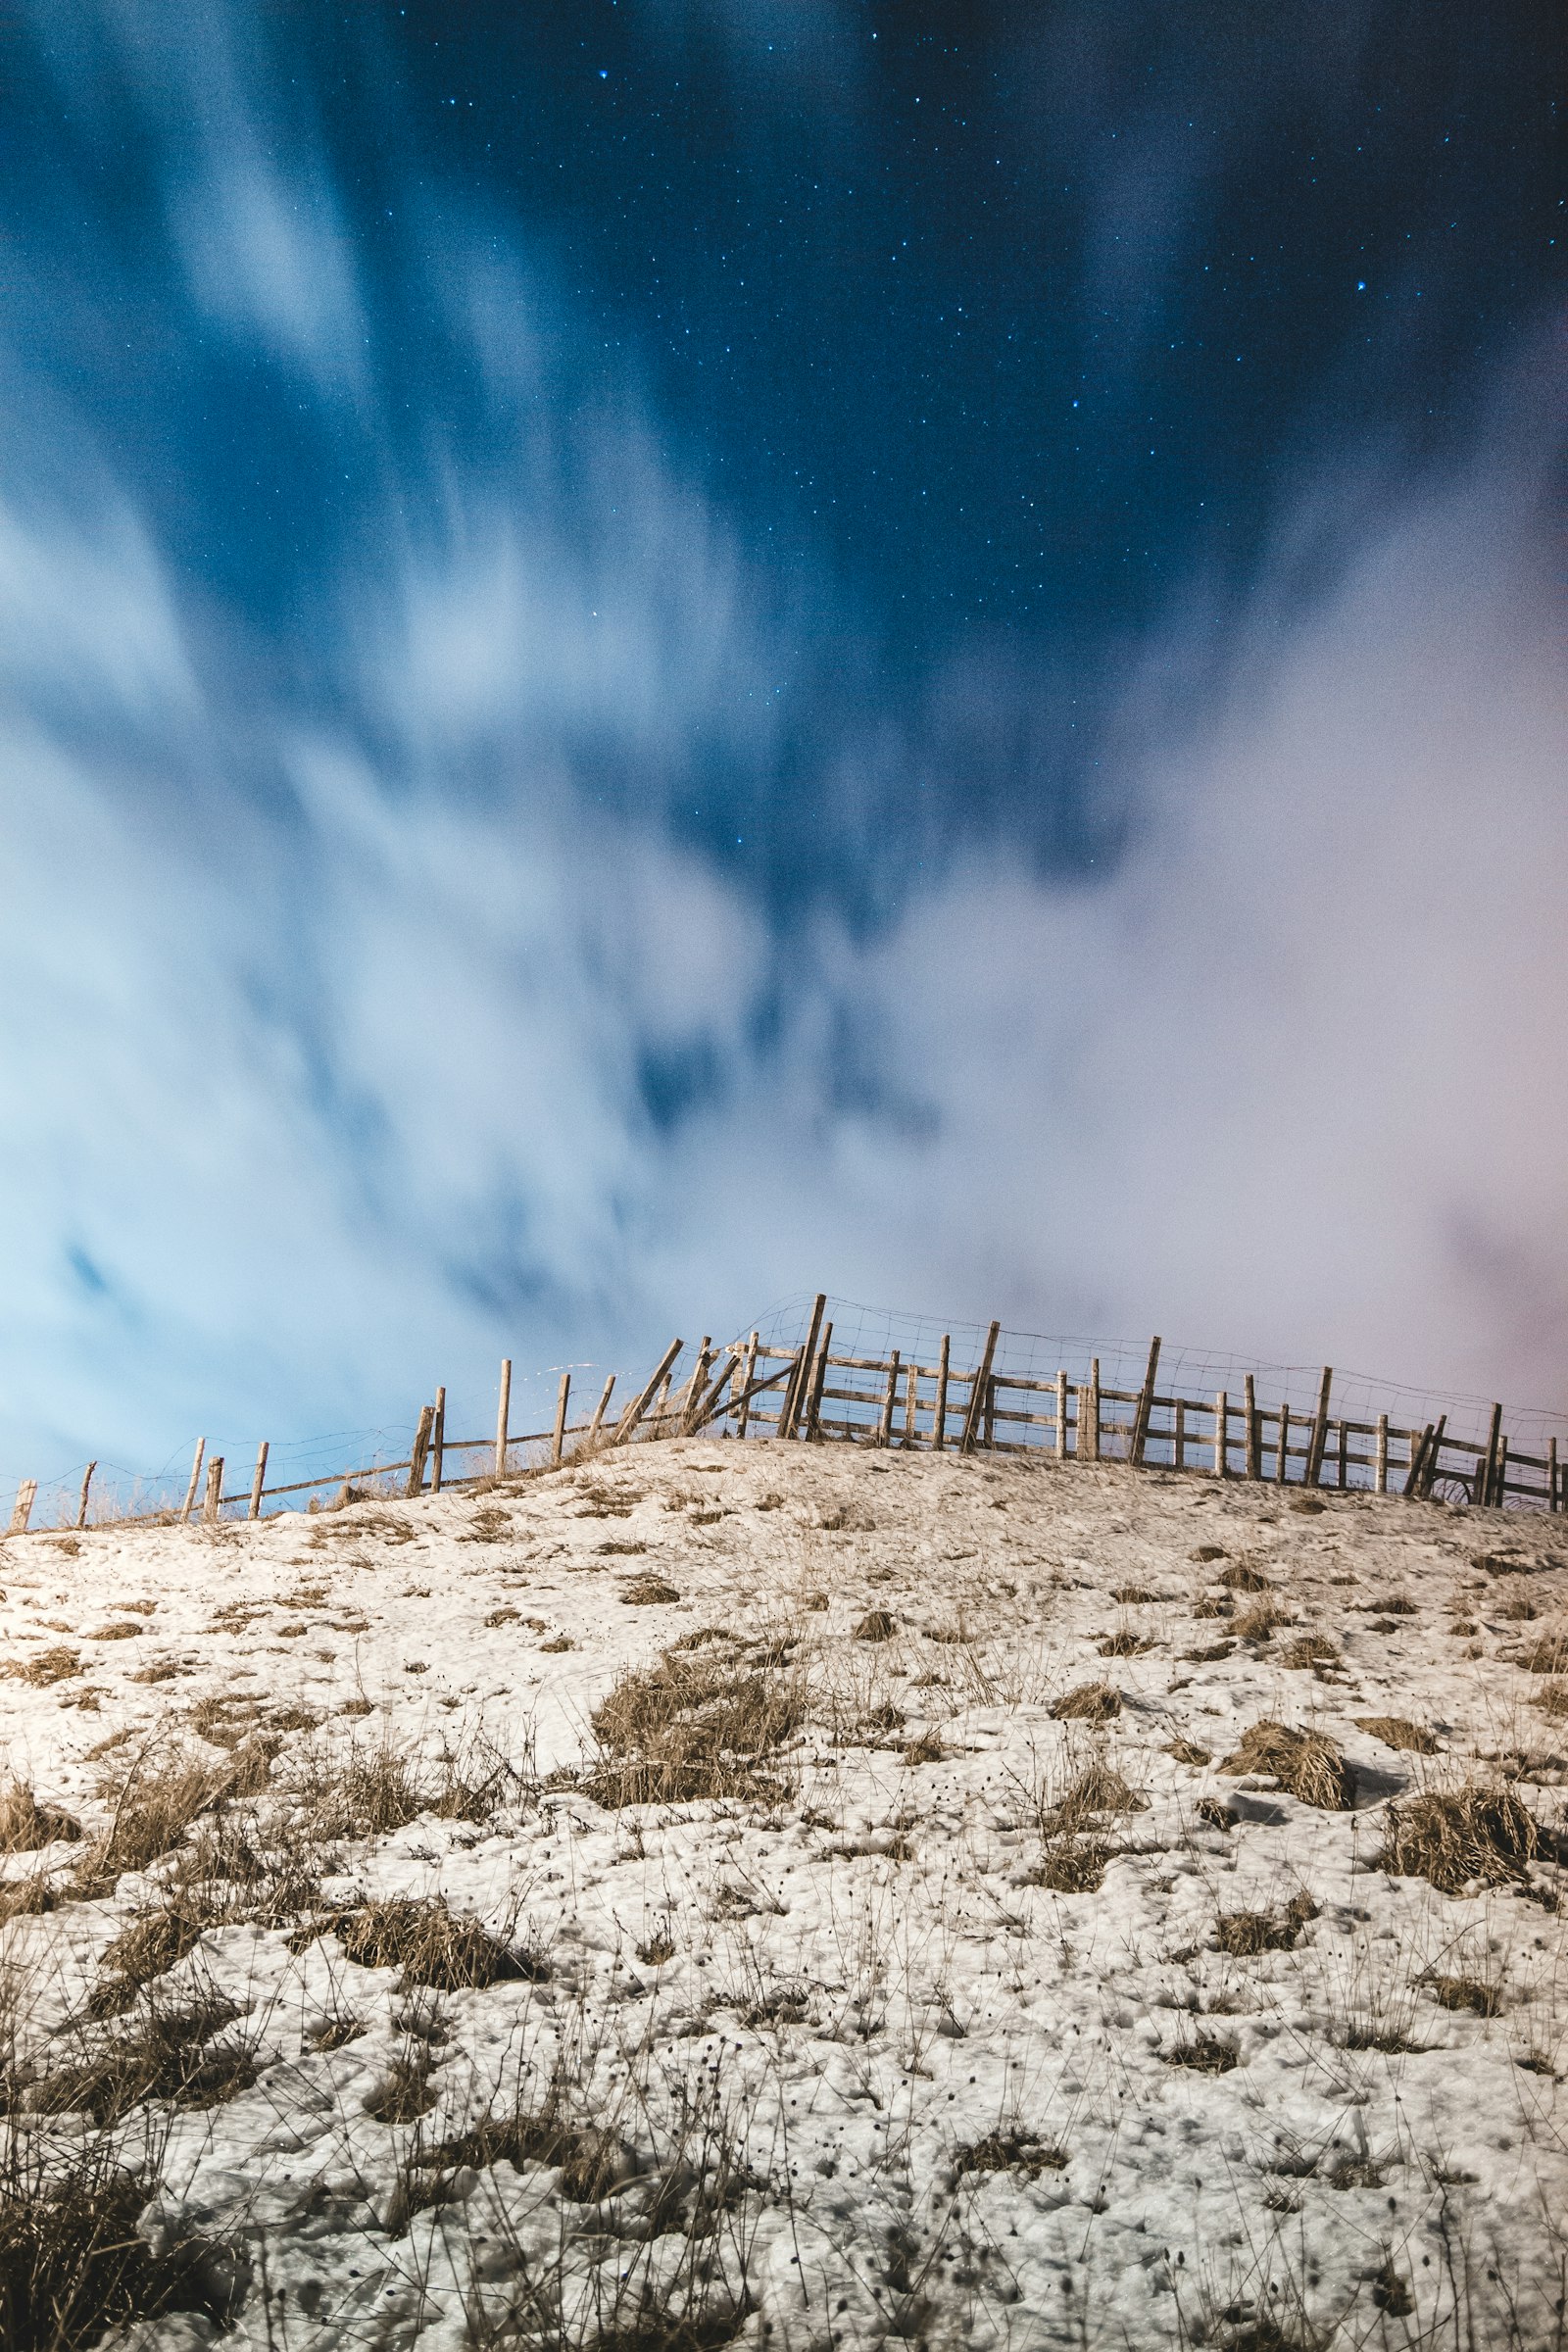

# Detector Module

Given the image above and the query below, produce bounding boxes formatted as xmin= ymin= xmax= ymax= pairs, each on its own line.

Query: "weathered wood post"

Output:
xmin=1055 ymin=1370 xmax=1068 ymax=1461
xmin=248 ymin=1442 xmax=269 ymax=1521
xmin=429 ymin=1387 xmax=447 ymax=1494
xmin=180 ymin=1439 xmax=206 ymax=1523
xmin=551 ymin=1372 xmax=571 ymax=1466
xmin=1402 ymin=1423 xmax=1434 ymax=1498
xmin=806 ymin=1323 xmax=834 ymax=1441
xmin=1173 ymin=1396 xmax=1186 ymax=1471
xmin=1479 ymin=1402 xmax=1503 ymax=1508
xmin=1130 ymin=1338 xmax=1162 ymax=1466
xmin=779 ymin=1297 xmax=827 ymax=1442
xmin=1422 ymin=1414 xmax=1447 ymax=1499
xmin=406 ymin=1405 xmax=435 ymax=1497
xmin=1214 ymin=1391 xmax=1228 ymax=1479
xmin=877 ymin=1352 xmax=903 ymax=1448
xmin=9 ymin=1480 xmax=36 ymax=1534
xmin=1275 ymin=1404 xmax=1290 ymax=1485
xmin=734 ymin=1333 xmax=760 ymax=1439
xmin=1082 ymin=1359 xmax=1101 ymax=1462
xmin=495 ymin=1359 xmax=513 ymax=1479
xmin=932 ymin=1337 xmax=951 ymax=1450
xmin=1374 ymin=1416 xmax=1389 ymax=1495
xmin=1244 ymin=1375 xmax=1259 ymax=1481
xmin=612 ymin=1339 xmax=684 ymax=1446
xmin=587 ymin=1374 xmax=616 ymax=1444
xmin=203 ymin=1455 xmax=224 ymax=1524
xmin=75 ymin=1462 xmax=96 ymax=1531
xmin=1550 ymin=1437 xmax=1559 ymax=1513
xmin=959 ymin=1321 xmax=1002 ymax=1455
xmin=903 ymin=1361 xmax=918 ymax=1446
xmin=1304 ymin=1368 xmax=1333 ymax=1488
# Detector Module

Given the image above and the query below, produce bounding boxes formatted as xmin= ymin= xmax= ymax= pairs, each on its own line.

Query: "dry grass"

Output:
xmin=1050 ymin=1681 xmax=1119 ymax=1724
xmin=620 ymin=1577 xmax=681 ymax=1605
xmin=1232 ymin=1596 xmax=1294 ymax=1643
xmin=1354 ymin=1715 xmax=1438 ymax=1752
xmin=1280 ymin=1633 xmax=1340 ymax=1671
xmin=1216 ymin=1893 xmax=1317 ymax=1955
xmin=0 ymin=2143 xmax=233 ymax=2351
xmin=587 ymin=1649 xmax=803 ymax=1806
xmin=1426 ymin=1972 xmax=1503 ymax=2015
xmin=1218 ymin=1562 xmax=1270 ymax=1592
xmin=1165 ymin=1738 xmax=1212 ymax=1766
xmin=0 ymin=1784 xmax=81 ymax=1852
xmin=316 ymin=1895 xmax=546 ymax=1990
xmin=1162 ymin=2031 xmax=1239 ymax=2073
xmin=88 ymin=1908 xmax=206 ymax=2016
xmin=1518 ymin=1634 xmax=1568 ymax=1675
xmin=28 ymin=1996 xmax=256 ymax=2126
xmin=3 ymin=1647 xmax=81 ymax=1689
xmin=1220 ymin=1721 xmax=1354 ymax=1809
xmin=71 ymin=1740 xmax=275 ymax=1897
xmin=953 ymin=2128 xmax=1066 ymax=2180
xmin=1380 ymin=1779 xmax=1540 ymax=1894
xmin=852 ymin=1609 xmax=897 ymax=1642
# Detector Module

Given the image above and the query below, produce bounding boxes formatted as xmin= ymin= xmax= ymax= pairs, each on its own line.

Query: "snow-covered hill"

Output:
xmin=1 ymin=1439 xmax=1565 ymax=2350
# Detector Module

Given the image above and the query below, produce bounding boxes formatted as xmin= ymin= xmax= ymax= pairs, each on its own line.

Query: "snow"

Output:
xmin=2 ymin=1438 xmax=1566 ymax=2348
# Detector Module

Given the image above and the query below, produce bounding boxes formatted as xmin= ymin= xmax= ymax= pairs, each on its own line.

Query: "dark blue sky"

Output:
xmin=0 ymin=2 xmax=1562 ymax=1494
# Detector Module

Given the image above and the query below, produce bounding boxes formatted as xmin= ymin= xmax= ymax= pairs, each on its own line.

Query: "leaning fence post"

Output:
xmin=495 ymin=1359 xmax=513 ymax=1479
xmin=779 ymin=1297 xmax=827 ymax=1442
xmin=551 ymin=1372 xmax=571 ymax=1467
xmin=1244 ymin=1375 xmax=1259 ymax=1481
xmin=429 ymin=1387 xmax=447 ymax=1494
xmin=1402 ymin=1423 xmax=1433 ymax=1498
xmin=587 ymin=1374 xmax=616 ymax=1444
xmin=248 ymin=1442 xmax=269 ymax=1521
xmin=612 ymin=1339 xmax=684 ymax=1446
xmin=75 ymin=1461 xmax=96 ymax=1532
xmin=1421 ymin=1413 xmax=1447 ymax=1499
xmin=877 ymin=1352 xmax=902 ymax=1448
xmin=1130 ymin=1338 xmax=1162 ymax=1466
xmin=1304 ymin=1369 xmax=1333 ymax=1488
xmin=933 ymin=1337 xmax=951 ymax=1451
xmin=1214 ymin=1391 xmax=1228 ymax=1479
xmin=9 ymin=1480 xmax=36 ymax=1535
xmin=806 ymin=1323 xmax=834 ymax=1441
xmin=734 ymin=1334 xmax=760 ymax=1440
xmin=959 ymin=1321 xmax=1002 ymax=1455
xmin=180 ymin=1439 xmax=206 ymax=1523
xmin=203 ymin=1455 xmax=224 ymax=1524
xmin=406 ymin=1405 xmax=435 ymax=1497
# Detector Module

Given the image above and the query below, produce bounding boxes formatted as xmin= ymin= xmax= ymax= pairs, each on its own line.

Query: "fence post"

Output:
xmin=1494 ymin=1435 xmax=1509 ymax=1508
xmin=1275 ymin=1404 xmax=1290 ymax=1485
xmin=9 ymin=1480 xmax=36 ymax=1535
xmin=180 ymin=1439 xmax=206 ymax=1523
xmin=959 ymin=1321 xmax=1002 ymax=1455
xmin=779 ymin=1297 xmax=827 ymax=1442
xmin=1304 ymin=1368 xmax=1333 ymax=1488
xmin=1479 ymin=1402 xmax=1503 ymax=1508
xmin=1244 ymin=1375 xmax=1259 ymax=1481
xmin=877 ymin=1352 xmax=902 ymax=1448
xmin=75 ymin=1461 xmax=96 ymax=1532
xmin=984 ymin=1371 xmax=997 ymax=1449
xmin=734 ymin=1334 xmax=760 ymax=1439
xmin=249 ymin=1442 xmax=269 ymax=1521
xmin=1374 ymin=1416 xmax=1389 ymax=1495
xmin=1422 ymin=1413 xmax=1447 ymax=1499
xmin=203 ymin=1455 xmax=224 ymax=1524
xmin=1214 ymin=1391 xmax=1227 ymax=1479
xmin=903 ymin=1360 xmax=918 ymax=1447
xmin=1174 ymin=1396 xmax=1186 ymax=1471
xmin=587 ymin=1374 xmax=616 ymax=1444
xmin=1130 ymin=1338 xmax=1162 ymax=1466
xmin=612 ymin=1339 xmax=684 ymax=1447
xmin=1337 ymin=1422 xmax=1349 ymax=1489
xmin=551 ymin=1372 xmax=571 ymax=1467
xmin=429 ymin=1388 xmax=447 ymax=1494
xmin=933 ymin=1337 xmax=951 ymax=1451
xmin=406 ymin=1405 xmax=434 ymax=1497
xmin=1082 ymin=1358 xmax=1101 ymax=1462
xmin=806 ymin=1323 xmax=834 ymax=1441
xmin=1055 ymin=1370 xmax=1067 ymax=1460
xmin=495 ymin=1359 xmax=513 ymax=1480
xmin=1550 ymin=1437 xmax=1559 ymax=1513
xmin=1402 ymin=1422 xmax=1433 ymax=1498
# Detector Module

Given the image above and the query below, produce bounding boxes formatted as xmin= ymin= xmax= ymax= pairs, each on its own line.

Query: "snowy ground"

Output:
xmin=2 ymin=1438 xmax=1567 ymax=2350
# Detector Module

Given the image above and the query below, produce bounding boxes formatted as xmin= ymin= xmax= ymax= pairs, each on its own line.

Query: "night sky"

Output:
xmin=1 ymin=3 xmax=1562 ymax=1488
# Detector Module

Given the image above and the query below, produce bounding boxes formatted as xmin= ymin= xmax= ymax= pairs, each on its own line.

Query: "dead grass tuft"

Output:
xmin=1233 ymin=1596 xmax=1293 ymax=1643
xmin=1426 ymin=1973 xmax=1502 ymax=2015
xmin=322 ymin=1895 xmax=547 ymax=1990
xmin=1165 ymin=1739 xmax=1212 ymax=1766
xmin=0 ymin=1783 xmax=81 ymax=1851
xmin=1518 ymin=1634 xmax=1568 ymax=1675
xmin=1380 ymin=1780 xmax=1539 ymax=1894
xmin=3 ymin=1647 xmax=81 ymax=1689
xmin=1218 ymin=1562 xmax=1270 ymax=1592
xmin=953 ymin=2127 xmax=1066 ymax=2180
xmin=72 ymin=1740 xmax=275 ymax=1896
xmin=1051 ymin=1681 xmax=1119 ymax=1723
xmin=89 ymin=1909 xmax=205 ymax=2016
xmin=1280 ymin=1633 xmax=1340 ymax=1671
xmin=421 ymin=2108 xmax=628 ymax=2202
xmin=29 ymin=1997 xmax=255 ymax=2125
xmin=0 ymin=2148 xmax=234 ymax=2350
xmin=1162 ymin=2031 xmax=1239 ymax=2073
xmin=1022 ymin=1841 xmax=1109 ymax=1893
xmin=620 ymin=1576 xmax=681 ymax=1605
xmin=852 ymin=1608 xmax=897 ymax=1642
xmin=1220 ymin=1721 xmax=1353 ymax=1809
xmin=587 ymin=1649 xmax=803 ymax=1807
xmin=1354 ymin=1715 xmax=1438 ymax=1753
xmin=1215 ymin=1893 xmax=1317 ymax=1955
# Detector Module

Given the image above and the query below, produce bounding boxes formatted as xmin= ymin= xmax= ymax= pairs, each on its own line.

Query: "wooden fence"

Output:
xmin=6 ymin=1303 xmax=1561 ymax=1533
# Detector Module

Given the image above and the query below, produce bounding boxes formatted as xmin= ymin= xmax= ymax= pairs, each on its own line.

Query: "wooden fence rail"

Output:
xmin=7 ymin=1314 xmax=1563 ymax=1533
